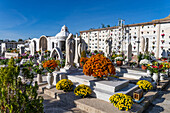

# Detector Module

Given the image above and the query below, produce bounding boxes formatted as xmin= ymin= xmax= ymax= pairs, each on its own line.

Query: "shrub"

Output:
xmin=74 ymin=84 xmax=92 ymax=98
xmin=137 ymin=80 xmax=153 ymax=91
xmin=109 ymin=93 xmax=133 ymax=111
xmin=0 ymin=58 xmax=44 ymax=113
xmin=56 ymin=79 xmax=73 ymax=92
xmin=83 ymin=54 xmax=116 ymax=79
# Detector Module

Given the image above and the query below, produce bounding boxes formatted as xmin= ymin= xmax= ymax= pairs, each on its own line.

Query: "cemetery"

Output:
xmin=0 ymin=32 xmax=170 ymax=113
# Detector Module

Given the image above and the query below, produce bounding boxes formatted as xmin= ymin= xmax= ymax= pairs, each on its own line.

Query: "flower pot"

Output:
xmin=152 ymin=73 xmax=159 ymax=82
xmin=46 ymin=73 xmax=54 ymax=89
xmin=116 ymin=61 xmax=122 ymax=66
xmin=37 ymin=74 xmax=42 ymax=84
xmin=141 ymin=65 xmax=147 ymax=70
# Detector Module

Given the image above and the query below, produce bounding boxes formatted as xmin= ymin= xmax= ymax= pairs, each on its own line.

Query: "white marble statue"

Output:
xmin=105 ymin=37 xmax=112 ymax=57
xmin=64 ymin=33 xmax=75 ymax=69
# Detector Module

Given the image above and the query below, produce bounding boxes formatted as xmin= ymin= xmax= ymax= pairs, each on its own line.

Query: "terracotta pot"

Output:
xmin=141 ymin=65 xmax=147 ymax=70
xmin=116 ymin=61 xmax=122 ymax=66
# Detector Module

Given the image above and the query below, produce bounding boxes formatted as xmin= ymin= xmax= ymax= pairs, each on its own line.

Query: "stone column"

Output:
xmin=58 ymin=41 xmax=61 ymax=50
xmin=74 ymin=34 xmax=80 ymax=67
xmin=137 ymin=26 xmax=140 ymax=56
xmin=156 ymin=24 xmax=161 ymax=59
xmin=97 ymin=31 xmax=99 ymax=51
xmin=87 ymin=32 xmax=90 ymax=51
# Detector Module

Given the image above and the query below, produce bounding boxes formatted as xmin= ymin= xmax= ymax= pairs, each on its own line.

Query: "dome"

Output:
xmin=55 ymin=25 xmax=70 ymax=40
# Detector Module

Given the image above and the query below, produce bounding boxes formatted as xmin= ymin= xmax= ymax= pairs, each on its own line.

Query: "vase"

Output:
xmin=116 ymin=61 xmax=122 ymax=66
xmin=160 ymin=73 xmax=166 ymax=81
xmin=37 ymin=74 xmax=42 ymax=84
xmin=46 ymin=73 xmax=54 ymax=89
xmin=141 ymin=65 xmax=147 ymax=70
xmin=152 ymin=73 xmax=159 ymax=82
xmin=147 ymin=70 xmax=152 ymax=77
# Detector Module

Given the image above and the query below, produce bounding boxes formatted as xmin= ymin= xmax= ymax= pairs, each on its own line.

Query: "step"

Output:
xmin=123 ymin=73 xmax=144 ymax=79
xmin=91 ymin=83 xmax=138 ymax=102
xmin=75 ymin=91 xmax=158 ymax=113
xmin=116 ymin=67 xmax=147 ymax=75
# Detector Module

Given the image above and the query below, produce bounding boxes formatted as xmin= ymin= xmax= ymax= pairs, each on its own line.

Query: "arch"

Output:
xmin=50 ymin=47 xmax=63 ymax=60
xmin=33 ymin=40 xmax=36 ymax=52
xmin=39 ymin=36 xmax=47 ymax=51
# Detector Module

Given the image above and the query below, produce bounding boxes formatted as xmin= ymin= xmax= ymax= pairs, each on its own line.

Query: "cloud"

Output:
xmin=0 ymin=9 xmax=28 ymax=29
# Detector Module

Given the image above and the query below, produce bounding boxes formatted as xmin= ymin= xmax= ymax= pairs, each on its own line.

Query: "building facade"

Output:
xmin=80 ymin=15 xmax=170 ymax=58
xmin=29 ymin=25 xmax=70 ymax=55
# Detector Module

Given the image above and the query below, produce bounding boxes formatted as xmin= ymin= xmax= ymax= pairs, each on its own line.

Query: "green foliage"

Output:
xmin=137 ymin=53 xmax=143 ymax=62
xmin=0 ymin=58 xmax=44 ymax=113
xmin=81 ymin=51 xmax=86 ymax=58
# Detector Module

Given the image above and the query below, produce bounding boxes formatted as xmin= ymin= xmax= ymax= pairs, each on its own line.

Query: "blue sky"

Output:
xmin=0 ymin=0 xmax=170 ymax=41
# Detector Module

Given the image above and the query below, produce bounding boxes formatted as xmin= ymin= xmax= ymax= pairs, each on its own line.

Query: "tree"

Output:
xmin=0 ymin=58 xmax=44 ymax=113
xmin=101 ymin=24 xmax=105 ymax=28
xmin=11 ymin=40 xmax=16 ymax=42
xmin=18 ymin=39 xmax=23 ymax=42
xmin=107 ymin=25 xmax=110 ymax=27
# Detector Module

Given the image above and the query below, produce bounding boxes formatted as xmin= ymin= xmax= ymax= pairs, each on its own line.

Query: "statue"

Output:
xmin=64 ymin=33 xmax=75 ymax=69
xmin=105 ymin=37 xmax=112 ymax=57
xmin=78 ymin=39 xmax=87 ymax=58
xmin=140 ymin=37 xmax=145 ymax=53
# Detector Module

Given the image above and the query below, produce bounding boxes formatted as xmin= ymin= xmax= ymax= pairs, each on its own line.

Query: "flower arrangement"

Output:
xmin=80 ymin=57 xmax=89 ymax=67
xmin=56 ymin=79 xmax=73 ymax=92
xmin=83 ymin=54 xmax=116 ymax=79
xmin=38 ymin=50 xmax=41 ymax=54
xmin=109 ymin=93 xmax=133 ymax=111
xmin=28 ymin=55 xmax=34 ymax=60
xmin=161 ymin=40 xmax=165 ymax=43
xmin=14 ymin=57 xmax=22 ymax=63
xmin=161 ymin=34 xmax=165 ymax=36
xmin=74 ymin=84 xmax=92 ymax=98
xmin=10 ymin=49 xmax=19 ymax=53
xmin=139 ymin=59 xmax=151 ymax=66
xmin=33 ymin=63 xmax=44 ymax=74
xmin=153 ymin=24 xmax=156 ymax=26
xmin=43 ymin=60 xmax=58 ymax=73
xmin=21 ymin=53 xmax=29 ymax=59
xmin=137 ymin=80 xmax=153 ymax=91
xmin=115 ymin=57 xmax=124 ymax=61
xmin=0 ymin=57 xmax=9 ymax=65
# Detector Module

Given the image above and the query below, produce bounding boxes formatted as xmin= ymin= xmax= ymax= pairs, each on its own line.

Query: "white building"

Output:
xmin=80 ymin=15 xmax=170 ymax=58
xmin=29 ymin=25 xmax=70 ymax=55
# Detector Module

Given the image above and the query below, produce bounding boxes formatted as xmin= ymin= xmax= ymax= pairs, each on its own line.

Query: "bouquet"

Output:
xmin=43 ymin=59 xmax=58 ymax=73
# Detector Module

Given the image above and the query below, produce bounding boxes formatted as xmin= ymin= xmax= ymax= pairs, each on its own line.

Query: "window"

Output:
xmin=141 ymin=32 xmax=143 ymax=34
xmin=148 ymin=26 xmax=149 ymax=28
xmin=147 ymin=32 xmax=149 ymax=34
xmin=162 ymin=30 xmax=164 ymax=32
xmin=153 ymin=37 xmax=155 ymax=39
xmin=52 ymin=42 xmax=54 ymax=48
xmin=153 ymin=31 xmax=156 ymax=34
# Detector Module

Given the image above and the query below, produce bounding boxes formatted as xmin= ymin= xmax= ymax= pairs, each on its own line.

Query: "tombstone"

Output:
xmin=145 ymin=38 xmax=149 ymax=52
xmin=74 ymin=34 xmax=80 ymax=67
xmin=20 ymin=47 xmax=25 ymax=55
xmin=140 ymin=37 xmax=145 ymax=53
xmin=127 ymin=43 xmax=132 ymax=61
xmin=50 ymin=47 xmax=63 ymax=60
xmin=64 ymin=33 xmax=75 ymax=70
xmin=105 ymin=37 xmax=112 ymax=57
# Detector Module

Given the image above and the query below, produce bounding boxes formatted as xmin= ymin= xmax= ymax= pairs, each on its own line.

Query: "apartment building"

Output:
xmin=80 ymin=15 xmax=170 ymax=58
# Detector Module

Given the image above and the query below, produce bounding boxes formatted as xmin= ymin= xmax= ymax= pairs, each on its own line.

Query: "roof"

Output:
xmin=80 ymin=15 xmax=170 ymax=33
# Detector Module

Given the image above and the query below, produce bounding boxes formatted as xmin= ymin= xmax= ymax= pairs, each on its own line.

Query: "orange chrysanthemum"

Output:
xmin=83 ymin=54 xmax=116 ymax=78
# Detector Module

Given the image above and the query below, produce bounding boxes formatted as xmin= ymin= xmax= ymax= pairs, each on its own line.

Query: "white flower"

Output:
xmin=140 ymin=59 xmax=151 ymax=65
xmin=115 ymin=57 xmax=123 ymax=60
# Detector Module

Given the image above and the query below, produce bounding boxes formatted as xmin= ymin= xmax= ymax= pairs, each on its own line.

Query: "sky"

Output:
xmin=0 ymin=0 xmax=170 ymax=41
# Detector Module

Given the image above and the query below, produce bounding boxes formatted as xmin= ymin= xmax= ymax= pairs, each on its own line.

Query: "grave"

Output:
xmin=5 ymin=52 xmax=18 ymax=59
xmin=66 ymin=70 xmax=138 ymax=102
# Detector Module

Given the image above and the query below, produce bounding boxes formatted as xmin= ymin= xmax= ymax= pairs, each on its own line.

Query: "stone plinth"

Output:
xmin=5 ymin=52 xmax=18 ymax=59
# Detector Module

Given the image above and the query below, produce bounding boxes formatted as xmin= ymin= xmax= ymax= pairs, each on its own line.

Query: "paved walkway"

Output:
xmin=38 ymin=91 xmax=87 ymax=113
xmin=143 ymin=83 xmax=170 ymax=113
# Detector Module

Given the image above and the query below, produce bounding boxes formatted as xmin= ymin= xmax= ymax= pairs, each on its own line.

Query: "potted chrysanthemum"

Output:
xmin=115 ymin=57 xmax=124 ymax=66
xmin=140 ymin=59 xmax=151 ymax=70
xmin=43 ymin=59 xmax=58 ymax=89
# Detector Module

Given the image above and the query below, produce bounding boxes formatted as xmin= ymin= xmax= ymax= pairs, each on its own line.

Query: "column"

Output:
xmin=156 ymin=23 xmax=161 ymax=59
